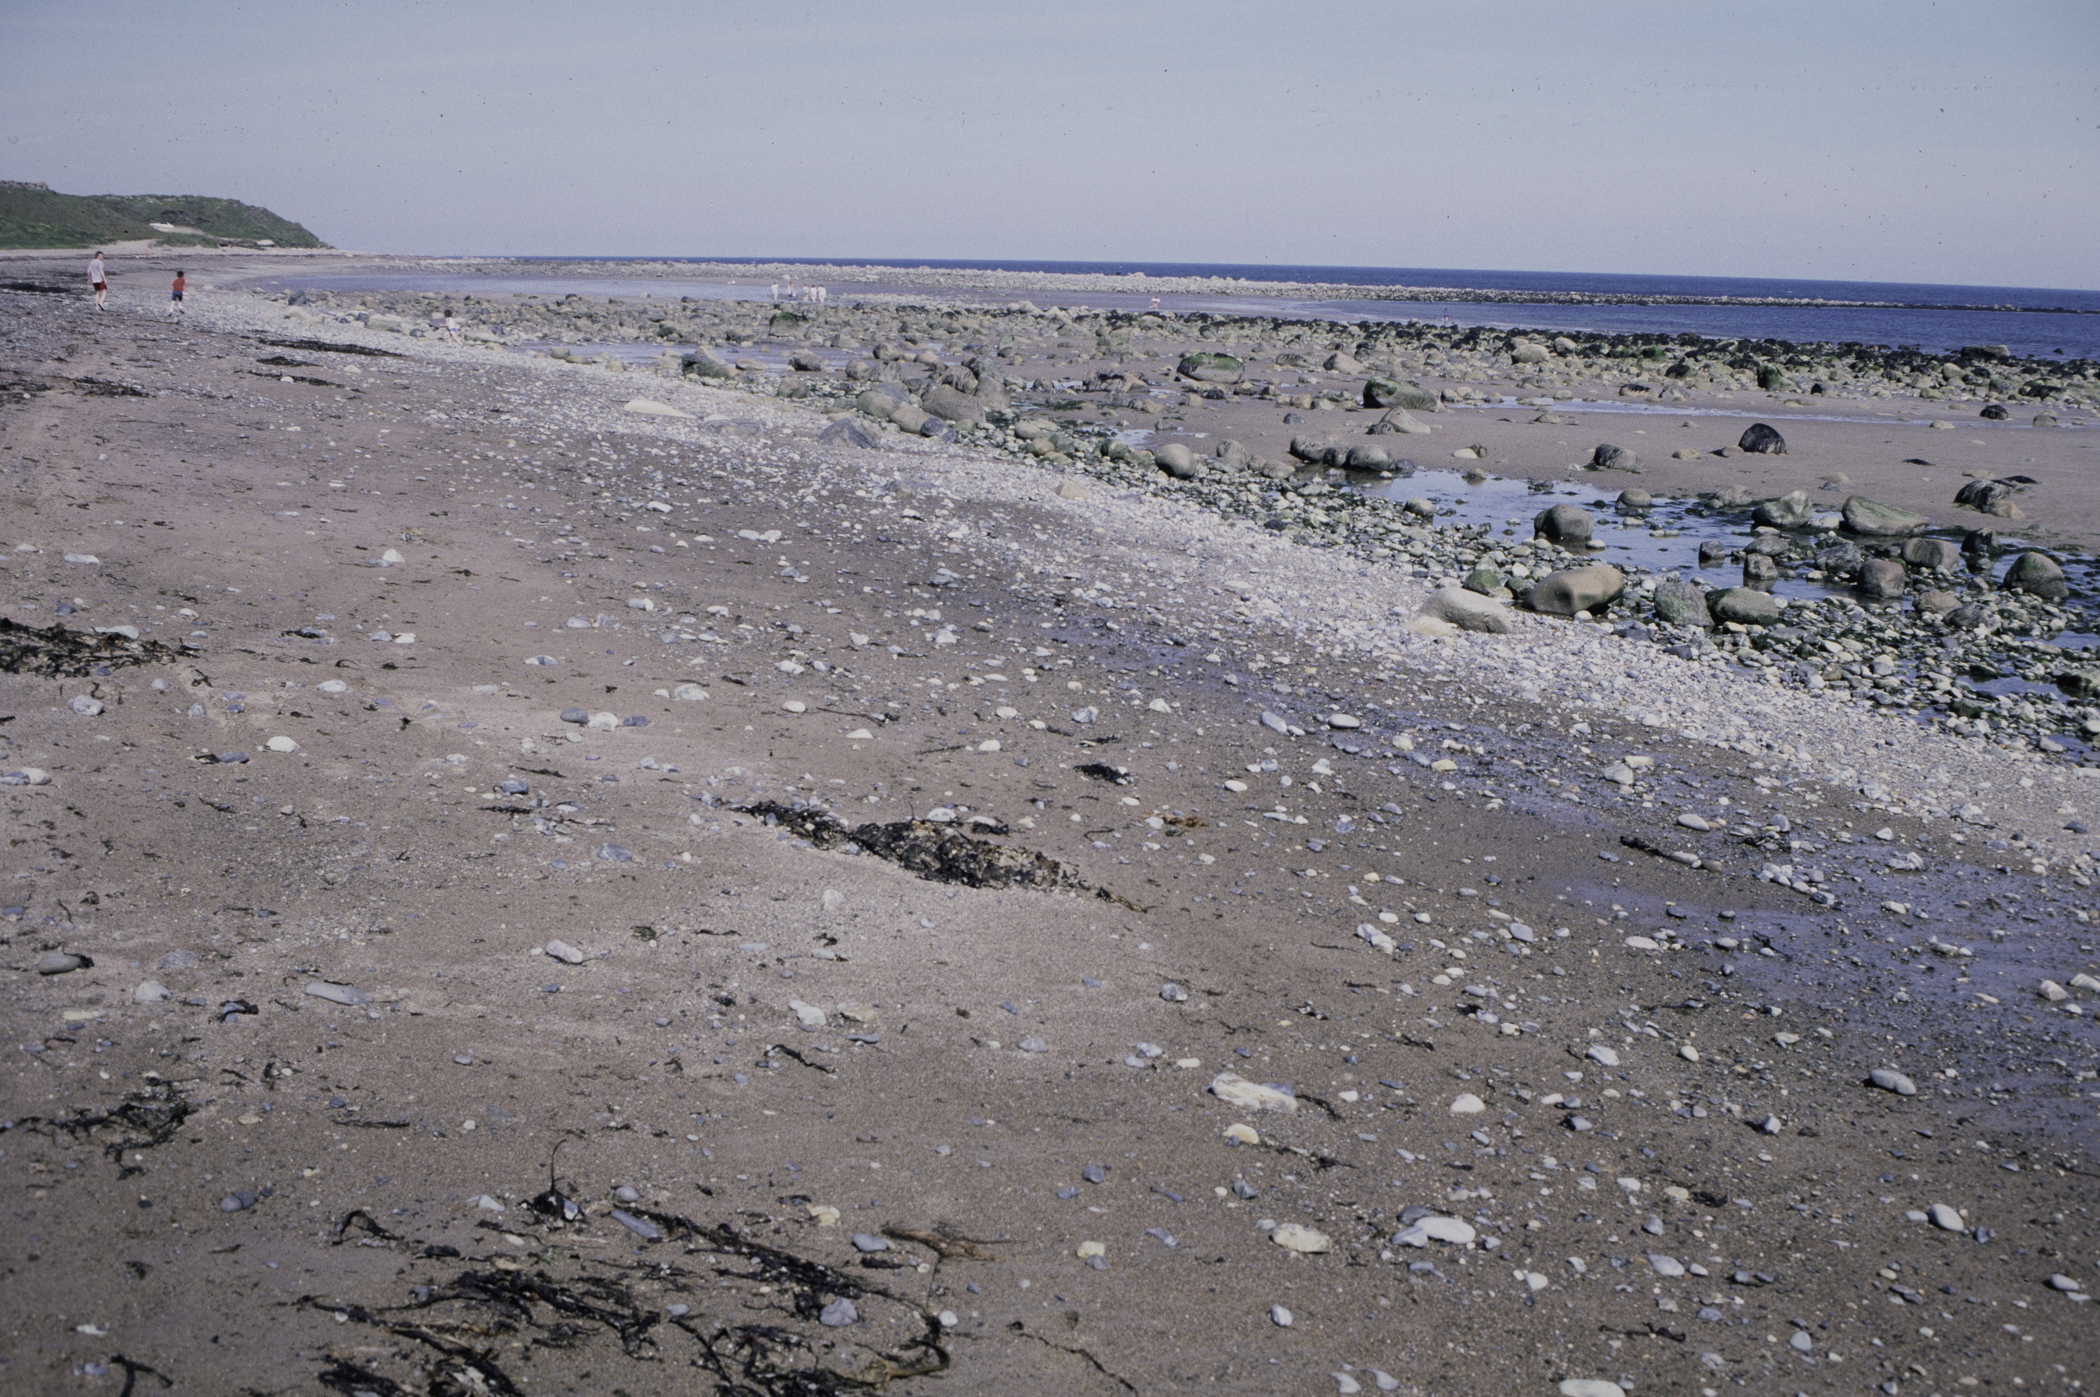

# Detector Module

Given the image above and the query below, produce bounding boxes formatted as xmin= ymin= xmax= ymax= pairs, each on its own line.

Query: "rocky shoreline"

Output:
xmin=0 ymin=258 xmax=2095 ymax=1396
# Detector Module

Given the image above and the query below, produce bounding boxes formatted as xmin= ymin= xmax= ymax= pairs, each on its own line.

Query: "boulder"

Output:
xmin=1979 ymin=402 xmax=2009 ymax=420
xmin=856 ymin=387 xmax=900 ymax=419
xmin=1953 ymin=476 xmax=2023 ymax=517
xmin=787 ymin=350 xmax=827 ymax=372
xmin=1708 ymin=587 xmax=1782 ymax=624
xmin=1652 ymin=580 xmax=1712 ymax=629
xmin=1813 ymin=540 xmax=1863 ymax=576
xmin=888 ymin=403 xmax=930 ymax=434
xmin=1913 ymin=588 xmax=1960 ymax=617
xmin=1177 ymin=351 xmax=1244 ymax=384
xmin=1739 ymin=422 xmax=1787 ymax=454
xmin=1900 ymin=537 xmax=1961 ymax=571
xmin=681 ymin=347 xmax=734 ymax=379
xmin=1322 ymin=351 xmax=1365 ymax=373
xmin=922 ymin=383 xmax=985 ymax=423
xmin=1510 ymin=340 xmax=1550 ymax=364
xmin=2034 ymin=412 xmax=2059 ymax=427
xmin=1741 ymin=552 xmax=1779 ymax=588
xmin=1367 ymin=406 xmax=1431 ymax=434
xmin=1533 ymin=503 xmax=1594 ymax=545
xmin=1752 ymin=490 xmax=1813 ymax=529
xmin=817 ymin=417 xmax=878 ymax=449
xmin=1697 ymin=540 xmax=1733 ymax=566
xmin=1857 ymin=557 xmax=1907 ymax=601
xmin=1525 ymin=565 xmax=1625 ymax=617
xmin=1153 ymin=442 xmax=1204 ymax=480
xmin=1344 ymin=444 xmax=1393 ymax=471
xmin=1616 ymin=488 xmax=1653 ymax=511
xmin=1462 ymin=565 xmax=1504 ymax=596
xmin=1841 ymin=495 xmax=1929 ymax=537
xmin=2002 ymin=550 xmax=2069 ymax=600
xmin=1424 ymin=587 xmax=1511 ymax=634
xmin=973 ymin=373 xmax=1011 ymax=411
xmin=1289 ymin=435 xmax=1343 ymax=466
xmin=1589 ymin=443 xmax=1639 ymax=472
xmin=1363 ymin=378 xmax=1438 ymax=411
xmin=1961 ymin=528 xmax=1997 ymax=558
xmin=1213 ymin=439 xmax=1251 ymax=470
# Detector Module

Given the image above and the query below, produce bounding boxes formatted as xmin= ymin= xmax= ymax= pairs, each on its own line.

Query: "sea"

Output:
xmin=266 ymin=258 xmax=2100 ymax=362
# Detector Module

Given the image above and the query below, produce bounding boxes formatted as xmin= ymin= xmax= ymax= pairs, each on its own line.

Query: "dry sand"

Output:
xmin=0 ymin=253 xmax=2095 ymax=1396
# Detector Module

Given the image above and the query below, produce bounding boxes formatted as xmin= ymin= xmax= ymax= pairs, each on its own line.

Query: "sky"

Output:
xmin=3 ymin=0 xmax=2096 ymax=289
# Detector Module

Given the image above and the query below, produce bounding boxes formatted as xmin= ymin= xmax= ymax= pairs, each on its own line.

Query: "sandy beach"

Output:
xmin=1 ymin=251 xmax=2096 ymax=1396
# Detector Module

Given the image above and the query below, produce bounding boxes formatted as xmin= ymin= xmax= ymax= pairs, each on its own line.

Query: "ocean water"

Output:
xmin=261 ymin=259 xmax=2100 ymax=361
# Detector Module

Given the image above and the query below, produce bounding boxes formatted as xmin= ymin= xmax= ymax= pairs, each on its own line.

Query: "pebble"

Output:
xmin=1082 ymin=1164 xmax=1107 ymax=1184
xmin=1675 ymin=813 xmax=1710 ymax=831
xmin=1789 ymin=1330 xmax=1814 ymax=1352
xmin=544 ymin=939 xmax=585 ymax=964
xmin=610 ymin=1210 xmax=661 ymax=1241
xmin=1927 ymin=1203 xmax=1967 ymax=1232
xmin=1333 ymin=1375 xmax=1361 ymax=1395
xmin=1586 ymin=1045 xmax=1620 ymax=1068
xmin=790 ymin=1000 xmax=827 ymax=1029
xmin=1559 ymin=1383 xmax=1626 ymax=1397
xmin=1269 ymin=1304 xmax=1293 ymax=1327
xmin=1270 ymin=1223 xmax=1332 ymax=1253
xmin=1868 ymin=1068 xmax=1918 ymax=1096
xmin=1160 ymin=982 xmax=1188 ymax=1002
xmin=1647 ymin=1252 xmax=1685 ymax=1277
xmin=219 ymin=1191 xmax=258 ymax=1213
xmin=265 ymin=736 xmax=299 ymax=753
xmin=1393 ymin=1216 xmax=1476 ymax=1247
xmin=132 ymin=981 xmax=171 ymax=1003
xmin=305 ymin=981 xmax=372 ymax=1006
xmin=819 ymin=1298 xmax=858 ymax=1327
xmin=2 ymin=768 xmax=53 ymax=786
xmin=2046 ymin=1273 xmax=2084 ymax=1293
xmin=1448 ymin=1093 xmax=1485 ymax=1114
xmin=34 ymin=952 xmax=88 ymax=976
xmin=67 ymin=696 xmax=103 ymax=717
xmin=1679 ymin=1044 xmax=1700 ymax=1062
xmin=851 ymin=1232 xmax=888 ymax=1252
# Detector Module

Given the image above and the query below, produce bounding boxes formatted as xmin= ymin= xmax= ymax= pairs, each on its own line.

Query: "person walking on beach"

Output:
xmin=169 ymin=269 xmax=186 ymax=316
xmin=88 ymin=251 xmax=108 ymax=309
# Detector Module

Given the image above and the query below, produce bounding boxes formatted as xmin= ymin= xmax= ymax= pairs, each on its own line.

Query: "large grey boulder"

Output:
xmin=1589 ymin=443 xmax=1639 ymax=472
xmin=1153 ymin=442 xmax=1204 ymax=480
xmin=1363 ymin=378 xmax=1438 ymax=411
xmin=788 ymin=350 xmax=827 ymax=372
xmin=2002 ymin=550 xmax=2069 ymax=600
xmin=1742 ymin=552 xmax=1779 ymax=588
xmin=1841 ymin=495 xmax=1930 ymax=537
xmin=888 ymin=403 xmax=930 ymax=434
xmin=1652 ymin=580 xmax=1712 ymax=629
xmin=681 ymin=347 xmax=734 ymax=379
xmin=973 ymin=373 xmax=1012 ymax=411
xmin=1289 ymin=435 xmax=1344 ymax=466
xmin=1177 ymin=351 xmax=1244 ymax=384
xmin=1323 ymin=351 xmax=1365 ymax=373
xmin=1953 ymin=476 xmax=2024 ymax=517
xmin=1525 ymin=565 xmax=1626 ymax=617
xmin=817 ymin=416 xmax=879 ymax=449
xmin=1739 ymin=423 xmax=1788 ymax=454
xmin=1213 ymin=439 xmax=1251 ymax=470
xmin=1533 ymin=503 xmax=1594 ymax=546
xmin=1424 ymin=587 xmax=1511 ymax=634
xmin=922 ymin=383 xmax=985 ymax=423
xmin=1814 ymin=540 xmax=1864 ymax=577
xmin=1752 ymin=490 xmax=1813 ymax=529
xmin=1857 ymin=558 xmax=1907 ymax=601
xmin=1708 ymin=587 xmax=1782 ymax=624
xmin=1900 ymin=537 xmax=1962 ymax=571
xmin=856 ymin=386 xmax=902 ymax=419
xmin=1510 ymin=340 xmax=1551 ymax=364
xmin=1367 ymin=406 xmax=1431 ymax=434
xmin=1344 ymin=444 xmax=1393 ymax=470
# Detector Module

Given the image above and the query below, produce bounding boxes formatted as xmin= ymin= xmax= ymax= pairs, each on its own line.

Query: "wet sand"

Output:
xmin=0 ymin=254 xmax=2096 ymax=1396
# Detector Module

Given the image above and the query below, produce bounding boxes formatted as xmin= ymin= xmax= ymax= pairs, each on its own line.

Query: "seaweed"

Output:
xmin=14 ymin=1080 xmax=196 ymax=1160
xmin=736 ymin=801 xmax=1077 ymax=893
xmin=0 ymin=616 xmax=183 ymax=677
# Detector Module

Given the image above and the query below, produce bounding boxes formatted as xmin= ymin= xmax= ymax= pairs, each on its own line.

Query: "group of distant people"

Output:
xmin=85 ymin=251 xmax=187 ymax=316
xmin=768 ymin=280 xmax=827 ymax=306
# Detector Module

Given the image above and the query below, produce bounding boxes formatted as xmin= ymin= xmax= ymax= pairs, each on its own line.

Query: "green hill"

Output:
xmin=0 ymin=180 xmax=328 ymax=249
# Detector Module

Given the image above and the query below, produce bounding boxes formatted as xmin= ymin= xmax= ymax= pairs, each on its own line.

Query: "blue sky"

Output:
xmin=3 ymin=0 xmax=2095 ymax=287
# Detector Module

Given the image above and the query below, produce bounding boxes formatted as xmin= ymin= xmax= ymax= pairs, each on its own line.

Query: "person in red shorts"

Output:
xmin=170 ymin=269 xmax=187 ymax=316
